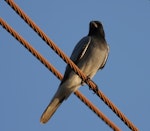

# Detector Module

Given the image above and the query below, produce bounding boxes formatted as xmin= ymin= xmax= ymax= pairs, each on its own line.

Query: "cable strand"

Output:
xmin=0 ymin=18 xmax=120 ymax=131
xmin=4 ymin=1 xmax=138 ymax=130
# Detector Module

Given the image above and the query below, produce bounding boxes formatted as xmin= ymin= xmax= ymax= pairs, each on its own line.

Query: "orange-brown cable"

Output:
xmin=4 ymin=1 xmax=138 ymax=130
xmin=0 ymin=18 xmax=121 ymax=131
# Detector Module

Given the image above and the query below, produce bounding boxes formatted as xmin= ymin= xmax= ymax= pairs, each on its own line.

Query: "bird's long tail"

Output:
xmin=40 ymin=94 xmax=65 ymax=124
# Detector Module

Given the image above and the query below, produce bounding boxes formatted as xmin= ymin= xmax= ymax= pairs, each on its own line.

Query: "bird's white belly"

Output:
xmin=79 ymin=47 xmax=105 ymax=78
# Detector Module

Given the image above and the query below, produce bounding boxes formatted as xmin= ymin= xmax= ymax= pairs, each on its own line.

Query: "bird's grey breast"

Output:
xmin=77 ymin=37 xmax=108 ymax=78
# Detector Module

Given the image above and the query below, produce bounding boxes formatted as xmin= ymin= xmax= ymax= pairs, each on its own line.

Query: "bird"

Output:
xmin=40 ymin=21 xmax=109 ymax=123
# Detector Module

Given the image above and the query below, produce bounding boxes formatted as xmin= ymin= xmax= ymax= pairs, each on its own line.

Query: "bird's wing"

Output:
xmin=61 ymin=36 xmax=91 ymax=83
xmin=99 ymin=44 xmax=109 ymax=69
xmin=70 ymin=36 xmax=91 ymax=64
xmin=67 ymin=36 xmax=91 ymax=71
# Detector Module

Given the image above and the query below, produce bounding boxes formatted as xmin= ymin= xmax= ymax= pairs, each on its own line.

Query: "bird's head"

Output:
xmin=88 ymin=21 xmax=105 ymax=38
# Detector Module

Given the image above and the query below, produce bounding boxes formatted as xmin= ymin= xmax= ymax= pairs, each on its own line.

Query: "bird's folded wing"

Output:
xmin=60 ymin=37 xmax=91 ymax=83
xmin=70 ymin=36 xmax=91 ymax=64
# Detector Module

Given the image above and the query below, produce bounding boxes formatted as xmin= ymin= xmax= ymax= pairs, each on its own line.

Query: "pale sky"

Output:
xmin=1 ymin=0 xmax=150 ymax=131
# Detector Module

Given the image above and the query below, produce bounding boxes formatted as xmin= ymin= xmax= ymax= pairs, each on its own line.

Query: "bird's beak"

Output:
xmin=91 ymin=21 xmax=98 ymax=28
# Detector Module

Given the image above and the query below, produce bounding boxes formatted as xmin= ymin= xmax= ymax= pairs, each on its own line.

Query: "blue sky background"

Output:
xmin=0 ymin=0 xmax=150 ymax=130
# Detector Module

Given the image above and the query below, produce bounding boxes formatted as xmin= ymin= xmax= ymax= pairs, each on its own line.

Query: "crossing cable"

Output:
xmin=0 ymin=18 xmax=121 ymax=131
xmin=4 ymin=0 xmax=138 ymax=130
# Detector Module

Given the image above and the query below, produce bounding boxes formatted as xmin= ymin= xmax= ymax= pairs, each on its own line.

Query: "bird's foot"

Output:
xmin=85 ymin=76 xmax=97 ymax=93
xmin=94 ymin=84 xmax=99 ymax=94
xmin=84 ymin=76 xmax=99 ymax=94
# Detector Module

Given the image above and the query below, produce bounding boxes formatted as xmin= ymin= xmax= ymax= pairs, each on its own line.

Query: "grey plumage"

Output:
xmin=40 ymin=21 xmax=109 ymax=123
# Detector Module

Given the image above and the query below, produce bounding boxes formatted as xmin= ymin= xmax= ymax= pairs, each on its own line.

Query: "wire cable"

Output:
xmin=4 ymin=1 xmax=139 ymax=130
xmin=0 ymin=18 xmax=121 ymax=131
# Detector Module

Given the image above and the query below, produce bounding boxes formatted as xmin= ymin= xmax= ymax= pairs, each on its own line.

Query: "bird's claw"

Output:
xmin=94 ymin=84 xmax=99 ymax=94
xmin=85 ymin=76 xmax=99 ymax=94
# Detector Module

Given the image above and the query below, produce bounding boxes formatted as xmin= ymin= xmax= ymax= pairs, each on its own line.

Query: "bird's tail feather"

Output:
xmin=40 ymin=95 xmax=65 ymax=124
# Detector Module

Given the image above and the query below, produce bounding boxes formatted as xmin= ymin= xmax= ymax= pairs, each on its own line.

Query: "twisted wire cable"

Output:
xmin=4 ymin=1 xmax=139 ymax=130
xmin=0 ymin=18 xmax=121 ymax=131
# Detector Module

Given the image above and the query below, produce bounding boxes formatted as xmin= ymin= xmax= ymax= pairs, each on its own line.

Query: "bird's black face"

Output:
xmin=89 ymin=21 xmax=105 ymax=38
